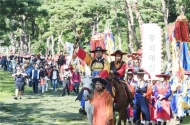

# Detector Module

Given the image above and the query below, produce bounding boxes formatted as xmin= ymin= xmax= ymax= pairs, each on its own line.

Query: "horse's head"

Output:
xmin=108 ymin=73 xmax=116 ymax=81
xmin=82 ymin=76 xmax=94 ymax=101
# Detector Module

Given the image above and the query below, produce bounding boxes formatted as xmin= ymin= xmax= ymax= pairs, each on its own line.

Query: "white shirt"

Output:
xmin=52 ymin=71 xmax=57 ymax=80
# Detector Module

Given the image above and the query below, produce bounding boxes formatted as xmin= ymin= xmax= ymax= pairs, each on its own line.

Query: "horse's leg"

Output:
xmin=114 ymin=111 xmax=116 ymax=125
xmin=85 ymin=101 xmax=93 ymax=125
xmin=117 ymin=111 xmax=122 ymax=125
xmin=123 ymin=108 xmax=127 ymax=125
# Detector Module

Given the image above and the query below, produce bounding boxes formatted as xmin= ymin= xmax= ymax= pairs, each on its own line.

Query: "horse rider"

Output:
xmin=133 ymin=69 xmax=150 ymax=125
xmin=98 ymin=50 xmax=136 ymax=109
xmin=153 ymin=72 xmax=172 ymax=125
xmin=73 ymin=44 xmax=109 ymax=115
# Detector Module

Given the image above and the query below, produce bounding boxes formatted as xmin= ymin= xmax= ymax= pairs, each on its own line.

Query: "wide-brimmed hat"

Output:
xmin=126 ymin=68 xmax=134 ymax=75
xmin=133 ymin=69 xmax=146 ymax=75
xmin=155 ymin=72 xmax=170 ymax=78
xmin=90 ymin=47 xmax=107 ymax=53
xmin=184 ymin=71 xmax=190 ymax=75
xmin=111 ymin=50 xmax=127 ymax=56
xmin=92 ymin=77 xmax=109 ymax=85
xmin=63 ymin=65 xmax=69 ymax=69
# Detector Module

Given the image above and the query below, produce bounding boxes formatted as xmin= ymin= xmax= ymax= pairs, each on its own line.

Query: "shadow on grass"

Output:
xmin=0 ymin=101 xmax=87 ymax=124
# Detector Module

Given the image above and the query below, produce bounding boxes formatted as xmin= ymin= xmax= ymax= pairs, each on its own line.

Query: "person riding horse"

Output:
xmin=98 ymin=50 xmax=136 ymax=109
xmin=73 ymin=44 xmax=109 ymax=115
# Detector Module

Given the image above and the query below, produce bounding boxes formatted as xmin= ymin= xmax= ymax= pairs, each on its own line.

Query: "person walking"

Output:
xmin=50 ymin=65 xmax=59 ymax=92
xmin=12 ymin=65 xmax=27 ymax=99
xmin=31 ymin=63 xmax=40 ymax=94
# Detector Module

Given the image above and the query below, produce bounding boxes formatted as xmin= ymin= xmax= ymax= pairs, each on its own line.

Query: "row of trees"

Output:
xmin=0 ymin=0 xmax=190 ymax=60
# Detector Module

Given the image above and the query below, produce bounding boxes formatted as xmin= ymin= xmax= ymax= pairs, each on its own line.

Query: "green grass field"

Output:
xmin=0 ymin=70 xmax=190 ymax=125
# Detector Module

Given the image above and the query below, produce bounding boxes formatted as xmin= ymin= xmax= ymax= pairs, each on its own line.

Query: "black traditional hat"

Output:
xmin=133 ymin=69 xmax=146 ymax=75
xmin=92 ymin=77 xmax=109 ymax=85
xmin=155 ymin=72 xmax=170 ymax=78
xmin=90 ymin=47 xmax=107 ymax=53
xmin=126 ymin=68 xmax=134 ymax=75
xmin=111 ymin=50 xmax=127 ymax=56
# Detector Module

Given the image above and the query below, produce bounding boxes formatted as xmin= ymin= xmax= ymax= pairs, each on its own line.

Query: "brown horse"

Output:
xmin=108 ymin=73 xmax=130 ymax=125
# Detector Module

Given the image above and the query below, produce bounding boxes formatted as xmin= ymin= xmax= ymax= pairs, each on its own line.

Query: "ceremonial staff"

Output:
xmin=137 ymin=86 xmax=156 ymax=109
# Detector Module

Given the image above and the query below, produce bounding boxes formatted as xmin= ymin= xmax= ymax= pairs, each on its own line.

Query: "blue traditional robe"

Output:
xmin=133 ymin=81 xmax=150 ymax=122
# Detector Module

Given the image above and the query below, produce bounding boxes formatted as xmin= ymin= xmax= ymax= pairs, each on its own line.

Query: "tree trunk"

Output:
xmin=113 ymin=8 xmax=122 ymax=50
xmin=96 ymin=13 xmax=99 ymax=32
xmin=125 ymin=0 xmax=139 ymax=50
xmin=28 ymin=35 xmax=31 ymax=53
xmin=23 ymin=15 xmax=28 ymax=52
xmin=128 ymin=21 xmax=134 ymax=53
xmin=92 ymin=22 xmax=96 ymax=36
xmin=51 ymin=35 xmax=55 ymax=56
xmin=161 ymin=0 xmax=171 ymax=61
xmin=10 ymin=32 xmax=15 ymax=53
xmin=133 ymin=0 xmax=143 ymax=41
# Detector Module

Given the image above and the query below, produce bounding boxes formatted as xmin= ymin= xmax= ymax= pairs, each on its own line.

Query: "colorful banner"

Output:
xmin=65 ymin=42 xmax=74 ymax=65
xmin=141 ymin=24 xmax=162 ymax=79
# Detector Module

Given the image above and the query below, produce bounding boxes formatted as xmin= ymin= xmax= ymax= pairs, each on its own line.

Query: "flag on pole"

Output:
xmin=65 ymin=42 xmax=74 ymax=66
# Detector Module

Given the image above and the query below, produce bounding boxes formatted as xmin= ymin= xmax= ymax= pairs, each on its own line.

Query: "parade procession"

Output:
xmin=1 ymin=0 xmax=190 ymax=125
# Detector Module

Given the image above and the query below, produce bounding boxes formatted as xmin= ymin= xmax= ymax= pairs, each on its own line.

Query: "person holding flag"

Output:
xmin=73 ymin=44 xmax=109 ymax=115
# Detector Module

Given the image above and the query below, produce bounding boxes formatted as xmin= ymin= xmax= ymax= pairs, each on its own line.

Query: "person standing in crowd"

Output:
xmin=12 ymin=65 xmax=27 ymax=99
xmin=126 ymin=68 xmax=136 ymax=125
xmin=153 ymin=73 xmax=172 ymax=125
xmin=31 ymin=63 xmax=40 ymax=94
xmin=58 ymin=50 xmax=65 ymax=68
xmin=173 ymin=71 xmax=190 ymax=123
xmin=45 ymin=64 xmax=52 ymax=91
xmin=11 ymin=57 xmax=17 ymax=73
xmin=90 ymin=77 xmax=114 ymax=125
xmin=133 ymin=69 xmax=150 ymax=125
xmin=62 ymin=65 xmax=72 ymax=96
xmin=50 ymin=66 xmax=59 ymax=92
xmin=39 ymin=76 xmax=46 ymax=94
xmin=71 ymin=68 xmax=81 ymax=95
xmin=144 ymin=77 xmax=158 ymax=125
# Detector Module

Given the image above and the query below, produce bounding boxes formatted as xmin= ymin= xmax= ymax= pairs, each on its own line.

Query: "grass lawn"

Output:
xmin=1 ymin=70 xmax=190 ymax=124
xmin=0 ymin=70 xmax=31 ymax=100
xmin=0 ymin=70 xmax=88 ymax=124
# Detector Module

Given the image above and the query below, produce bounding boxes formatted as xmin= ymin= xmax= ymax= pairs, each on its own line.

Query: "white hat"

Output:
xmin=63 ymin=65 xmax=69 ymax=69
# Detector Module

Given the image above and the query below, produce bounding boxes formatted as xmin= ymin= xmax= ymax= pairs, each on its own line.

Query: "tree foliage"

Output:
xmin=0 ymin=0 xmax=190 ymax=59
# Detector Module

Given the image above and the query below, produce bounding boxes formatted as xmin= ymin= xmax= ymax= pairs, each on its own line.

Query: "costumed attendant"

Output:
xmin=133 ymin=69 xmax=150 ymax=125
xmin=144 ymin=77 xmax=158 ymax=125
xmin=90 ymin=77 xmax=114 ymax=125
xmin=126 ymin=68 xmax=136 ymax=125
xmin=175 ymin=71 xmax=190 ymax=123
xmin=153 ymin=73 xmax=172 ymax=125
xmin=73 ymin=43 xmax=109 ymax=115
xmin=98 ymin=50 xmax=135 ymax=108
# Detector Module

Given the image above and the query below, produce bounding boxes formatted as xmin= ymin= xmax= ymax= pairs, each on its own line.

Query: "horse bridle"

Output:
xmin=82 ymin=87 xmax=92 ymax=94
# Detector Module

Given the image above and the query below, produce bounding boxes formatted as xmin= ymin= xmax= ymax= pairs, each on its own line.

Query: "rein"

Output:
xmin=111 ymin=77 xmax=128 ymax=100
xmin=82 ymin=87 xmax=92 ymax=94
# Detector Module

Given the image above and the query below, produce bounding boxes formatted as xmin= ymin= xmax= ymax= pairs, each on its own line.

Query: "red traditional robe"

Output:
xmin=144 ymin=84 xmax=156 ymax=121
xmin=98 ymin=61 xmax=127 ymax=79
xmin=153 ymin=82 xmax=172 ymax=120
